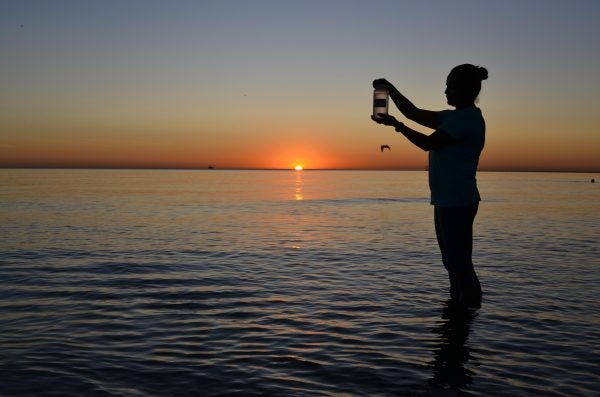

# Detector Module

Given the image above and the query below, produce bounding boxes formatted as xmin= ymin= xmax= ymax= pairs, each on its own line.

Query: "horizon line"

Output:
xmin=1 ymin=166 xmax=598 ymax=173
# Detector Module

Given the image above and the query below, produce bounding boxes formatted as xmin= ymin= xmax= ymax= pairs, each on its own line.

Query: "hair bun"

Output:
xmin=477 ymin=66 xmax=488 ymax=81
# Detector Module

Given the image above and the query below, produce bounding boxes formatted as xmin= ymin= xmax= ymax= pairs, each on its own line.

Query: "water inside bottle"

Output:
xmin=373 ymin=89 xmax=388 ymax=118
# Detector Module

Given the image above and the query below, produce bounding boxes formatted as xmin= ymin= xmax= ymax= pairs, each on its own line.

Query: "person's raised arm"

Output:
xmin=373 ymin=79 xmax=439 ymax=130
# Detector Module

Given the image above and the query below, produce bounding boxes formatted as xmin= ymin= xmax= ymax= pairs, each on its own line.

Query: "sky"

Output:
xmin=1 ymin=0 xmax=599 ymax=171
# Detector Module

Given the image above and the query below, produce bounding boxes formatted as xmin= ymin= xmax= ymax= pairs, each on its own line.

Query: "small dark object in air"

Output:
xmin=380 ymin=145 xmax=391 ymax=152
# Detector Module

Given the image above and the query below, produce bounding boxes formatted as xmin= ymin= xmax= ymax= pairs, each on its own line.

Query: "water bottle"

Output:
xmin=373 ymin=85 xmax=389 ymax=119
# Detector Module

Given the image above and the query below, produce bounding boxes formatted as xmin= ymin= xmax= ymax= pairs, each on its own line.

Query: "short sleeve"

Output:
xmin=437 ymin=109 xmax=468 ymax=141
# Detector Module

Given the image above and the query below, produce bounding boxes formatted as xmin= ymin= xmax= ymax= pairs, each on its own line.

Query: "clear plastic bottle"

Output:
xmin=372 ymin=85 xmax=389 ymax=119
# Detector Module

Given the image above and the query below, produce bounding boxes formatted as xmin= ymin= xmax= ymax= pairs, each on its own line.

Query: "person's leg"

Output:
xmin=435 ymin=203 xmax=481 ymax=307
xmin=455 ymin=203 xmax=481 ymax=307
xmin=434 ymin=206 xmax=459 ymax=300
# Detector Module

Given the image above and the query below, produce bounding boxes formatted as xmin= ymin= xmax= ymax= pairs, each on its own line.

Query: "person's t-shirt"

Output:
xmin=428 ymin=106 xmax=485 ymax=207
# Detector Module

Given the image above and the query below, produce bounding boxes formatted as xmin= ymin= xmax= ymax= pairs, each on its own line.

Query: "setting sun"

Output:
xmin=294 ymin=165 xmax=303 ymax=171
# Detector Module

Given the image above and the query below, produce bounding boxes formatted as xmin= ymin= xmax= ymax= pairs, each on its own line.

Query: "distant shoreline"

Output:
xmin=0 ymin=167 xmax=598 ymax=173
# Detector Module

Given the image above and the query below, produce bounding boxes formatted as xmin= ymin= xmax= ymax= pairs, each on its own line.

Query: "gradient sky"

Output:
xmin=1 ymin=0 xmax=599 ymax=171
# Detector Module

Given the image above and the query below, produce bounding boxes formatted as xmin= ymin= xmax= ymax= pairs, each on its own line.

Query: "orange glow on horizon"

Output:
xmin=0 ymin=124 xmax=598 ymax=172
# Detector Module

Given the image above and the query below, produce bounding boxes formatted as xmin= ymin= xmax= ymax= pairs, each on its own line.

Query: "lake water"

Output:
xmin=1 ymin=169 xmax=599 ymax=396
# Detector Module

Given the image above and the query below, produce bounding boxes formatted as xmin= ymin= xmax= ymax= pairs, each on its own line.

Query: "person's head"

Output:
xmin=445 ymin=64 xmax=488 ymax=108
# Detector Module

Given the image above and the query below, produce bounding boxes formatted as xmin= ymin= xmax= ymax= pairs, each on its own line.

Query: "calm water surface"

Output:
xmin=1 ymin=170 xmax=599 ymax=396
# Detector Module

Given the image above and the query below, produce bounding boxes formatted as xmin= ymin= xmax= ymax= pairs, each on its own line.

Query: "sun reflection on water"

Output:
xmin=295 ymin=170 xmax=303 ymax=201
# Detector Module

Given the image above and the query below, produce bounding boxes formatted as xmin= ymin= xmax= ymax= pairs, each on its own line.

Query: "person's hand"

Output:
xmin=372 ymin=78 xmax=394 ymax=91
xmin=371 ymin=113 xmax=400 ymax=127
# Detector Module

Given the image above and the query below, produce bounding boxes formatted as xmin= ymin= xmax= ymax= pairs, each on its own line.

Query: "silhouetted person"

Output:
xmin=372 ymin=64 xmax=488 ymax=308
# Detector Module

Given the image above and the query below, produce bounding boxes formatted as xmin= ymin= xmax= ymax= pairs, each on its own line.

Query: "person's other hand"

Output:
xmin=372 ymin=78 xmax=393 ymax=90
xmin=371 ymin=113 xmax=399 ymax=127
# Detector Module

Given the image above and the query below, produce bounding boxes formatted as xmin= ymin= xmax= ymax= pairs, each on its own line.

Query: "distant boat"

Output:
xmin=208 ymin=165 xmax=214 ymax=169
